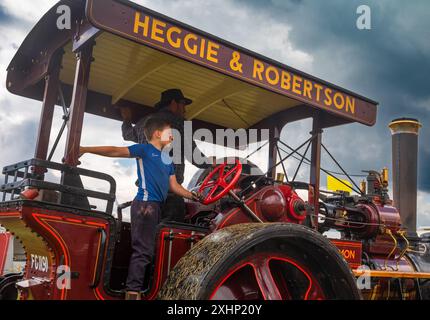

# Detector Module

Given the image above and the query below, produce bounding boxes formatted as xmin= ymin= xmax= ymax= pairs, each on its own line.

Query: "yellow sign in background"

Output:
xmin=327 ymin=175 xmax=352 ymax=193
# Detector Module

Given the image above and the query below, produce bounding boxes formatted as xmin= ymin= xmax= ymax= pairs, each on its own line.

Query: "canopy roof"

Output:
xmin=6 ymin=0 xmax=378 ymax=130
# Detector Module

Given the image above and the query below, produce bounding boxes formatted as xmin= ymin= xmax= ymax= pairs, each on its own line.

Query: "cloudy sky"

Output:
xmin=0 ymin=0 xmax=429 ymax=227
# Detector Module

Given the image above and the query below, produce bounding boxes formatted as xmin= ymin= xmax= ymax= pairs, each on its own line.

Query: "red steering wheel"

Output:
xmin=198 ymin=160 xmax=243 ymax=205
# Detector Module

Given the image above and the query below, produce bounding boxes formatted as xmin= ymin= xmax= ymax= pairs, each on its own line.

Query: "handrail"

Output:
xmin=1 ymin=159 xmax=116 ymax=215
xmin=91 ymin=228 xmax=107 ymax=289
xmin=116 ymin=201 xmax=132 ymax=242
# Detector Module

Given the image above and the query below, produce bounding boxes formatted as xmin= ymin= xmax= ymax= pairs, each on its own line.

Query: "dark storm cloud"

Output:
xmin=0 ymin=4 xmax=13 ymax=25
xmin=0 ymin=117 xmax=38 ymax=168
xmin=238 ymin=0 xmax=430 ymax=191
xmin=0 ymin=3 xmax=32 ymax=29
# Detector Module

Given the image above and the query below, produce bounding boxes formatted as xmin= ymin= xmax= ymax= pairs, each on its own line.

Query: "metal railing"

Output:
xmin=1 ymin=159 xmax=116 ymax=215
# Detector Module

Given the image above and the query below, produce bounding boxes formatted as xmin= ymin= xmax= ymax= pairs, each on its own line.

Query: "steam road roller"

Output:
xmin=1 ymin=0 xmax=429 ymax=300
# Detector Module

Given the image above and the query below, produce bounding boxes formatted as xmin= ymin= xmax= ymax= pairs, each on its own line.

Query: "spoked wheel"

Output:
xmin=158 ymin=223 xmax=361 ymax=300
xmin=210 ymin=251 xmax=325 ymax=300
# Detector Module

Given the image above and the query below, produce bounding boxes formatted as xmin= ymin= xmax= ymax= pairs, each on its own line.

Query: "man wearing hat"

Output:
xmin=121 ymin=89 xmax=213 ymax=222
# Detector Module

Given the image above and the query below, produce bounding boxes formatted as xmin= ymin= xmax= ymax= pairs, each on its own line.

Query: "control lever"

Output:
xmin=228 ymin=190 xmax=263 ymax=223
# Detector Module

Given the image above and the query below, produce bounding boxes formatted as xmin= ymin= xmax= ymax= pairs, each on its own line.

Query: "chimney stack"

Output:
xmin=389 ymin=118 xmax=422 ymax=237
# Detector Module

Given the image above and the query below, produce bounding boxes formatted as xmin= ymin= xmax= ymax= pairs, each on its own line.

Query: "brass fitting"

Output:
xmin=360 ymin=180 xmax=367 ymax=194
xmin=276 ymin=173 xmax=285 ymax=183
xmin=381 ymin=167 xmax=389 ymax=188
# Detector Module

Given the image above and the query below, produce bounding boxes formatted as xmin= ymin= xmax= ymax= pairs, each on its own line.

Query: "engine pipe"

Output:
xmin=389 ymin=118 xmax=422 ymax=237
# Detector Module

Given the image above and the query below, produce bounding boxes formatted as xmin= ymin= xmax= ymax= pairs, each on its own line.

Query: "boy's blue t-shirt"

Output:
xmin=128 ymin=144 xmax=175 ymax=202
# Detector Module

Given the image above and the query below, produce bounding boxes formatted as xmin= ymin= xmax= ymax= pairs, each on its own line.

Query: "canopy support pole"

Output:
xmin=310 ymin=114 xmax=323 ymax=230
xmin=60 ymin=42 xmax=95 ymax=210
xmin=63 ymin=42 xmax=94 ymax=166
xmin=34 ymin=50 xmax=63 ymax=163
xmin=268 ymin=124 xmax=280 ymax=179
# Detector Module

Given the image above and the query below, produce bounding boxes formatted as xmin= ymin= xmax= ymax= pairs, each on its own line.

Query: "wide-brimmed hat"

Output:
xmin=155 ymin=89 xmax=193 ymax=110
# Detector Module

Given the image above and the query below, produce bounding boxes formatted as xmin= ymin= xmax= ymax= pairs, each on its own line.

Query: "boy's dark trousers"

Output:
xmin=126 ymin=200 xmax=161 ymax=292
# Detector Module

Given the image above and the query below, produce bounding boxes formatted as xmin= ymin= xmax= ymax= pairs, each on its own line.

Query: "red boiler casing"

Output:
xmin=351 ymin=203 xmax=401 ymax=239
xmin=216 ymin=185 xmax=307 ymax=229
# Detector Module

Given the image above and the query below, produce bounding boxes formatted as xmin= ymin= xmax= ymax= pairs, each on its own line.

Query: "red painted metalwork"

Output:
xmin=209 ymin=253 xmax=325 ymax=300
xmin=63 ymin=42 xmax=94 ymax=166
xmin=215 ymin=185 xmax=306 ymax=230
xmin=34 ymin=51 xmax=63 ymax=163
xmin=31 ymin=213 xmax=70 ymax=300
xmin=257 ymin=188 xmax=287 ymax=222
xmin=310 ymin=116 xmax=322 ymax=230
xmin=330 ymin=240 xmax=363 ymax=269
xmin=143 ymin=227 xmax=206 ymax=300
xmin=0 ymin=232 xmax=11 ymax=275
xmin=209 ymin=263 xmax=262 ymax=300
xmin=0 ymin=204 xmax=113 ymax=300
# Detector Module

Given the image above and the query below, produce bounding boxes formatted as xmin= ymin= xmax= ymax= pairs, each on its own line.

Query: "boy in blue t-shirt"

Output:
xmin=80 ymin=115 xmax=202 ymax=300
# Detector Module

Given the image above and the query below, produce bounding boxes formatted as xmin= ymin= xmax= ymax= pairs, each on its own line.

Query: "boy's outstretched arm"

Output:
xmin=79 ymin=146 xmax=131 ymax=158
xmin=169 ymin=175 xmax=203 ymax=202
